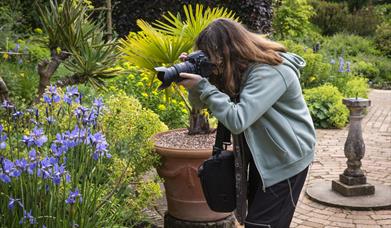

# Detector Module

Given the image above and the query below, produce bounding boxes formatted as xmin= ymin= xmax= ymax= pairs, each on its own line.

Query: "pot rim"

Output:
xmin=153 ymin=128 xmax=213 ymax=158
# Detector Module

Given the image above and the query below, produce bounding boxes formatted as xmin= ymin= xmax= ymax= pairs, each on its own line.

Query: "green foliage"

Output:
xmin=119 ymin=4 xmax=237 ymax=80
xmin=281 ymin=40 xmax=331 ymax=88
xmin=309 ymin=0 xmax=349 ymax=36
xmin=341 ymin=76 xmax=369 ymax=99
xmin=108 ymin=65 xmax=189 ymax=129
xmin=374 ymin=22 xmax=391 ymax=57
xmin=351 ymin=60 xmax=380 ymax=81
xmin=321 ymin=33 xmax=380 ymax=57
xmin=102 ymin=90 xmax=168 ymax=176
xmin=101 ymin=90 xmax=167 ymax=225
xmin=153 ymin=4 xmax=238 ymax=41
xmin=36 ymin=0 xmax=119 ymax=88
xmin=310 ymin=0 xmax=381 ymax=36
xmin=344 ymin=6 xmax=381 ymax=36
xmin=304 ymin=84 xmax=349 ymax=129
xmin=0 ymin=62 xmax=38 ymax=107
xmin=272 ymin=0 xmax=315 ymax=40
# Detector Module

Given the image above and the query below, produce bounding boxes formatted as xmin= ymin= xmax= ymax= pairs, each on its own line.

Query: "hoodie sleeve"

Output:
xmin=192 ymin=65 xmax=290 ymax=134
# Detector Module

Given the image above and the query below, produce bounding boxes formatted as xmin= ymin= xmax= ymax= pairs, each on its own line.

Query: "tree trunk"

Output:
xmin=188 ymin=109 xmax=212 ymax=135
xmin=34 ymin=49 xmax=71 ymax=103
xmin=0 ymin=76 xmax=10 ymax=103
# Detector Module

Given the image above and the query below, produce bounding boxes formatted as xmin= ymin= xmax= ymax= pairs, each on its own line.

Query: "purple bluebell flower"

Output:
xmin=12 ymin=111 xmax=24 ymax=119
xmin=28 ymin=149 xmax=37 ymax=161
xmin=8 ymin=197 xmax=23 ymax=210
xmin=1 ymin=100 xmax=14 ymax=109
xmin=19 ymin=209 xmax=37 ymax=225
xmin=15 ymin=159 xmax=28 ymax=171
xmin=23 ymin=127 xmax=48 ymax=147
xmin=18 ymin=58 xmax=23 ymax=65
xmin=27 ymin=162 xmax=37 ymax=175
xmin=13 ymin=43 xmax=20 ymax=52
xmin=338 ymin=57 xmax=344 ymax=73
xmin=0 ymin=126 xmax=6 ymax=150
xmin=346 ymin=61 xmax=351 ymax=73
xmin=43 ymin=94 xmax=51 ymax=104
xmin=65 ymin=188 xmax=82 ymax=204
xmin=46 ymin=116 xmax=55 ymax=125
xmin=93 ymin=97 xmax=104 ymax=109
xmin=0 ymin=173 xmax=11 ymax=183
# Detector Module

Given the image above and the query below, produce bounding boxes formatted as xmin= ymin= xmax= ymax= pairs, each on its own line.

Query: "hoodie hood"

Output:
xmin=279 ymin=52 xmax=306 ymax=78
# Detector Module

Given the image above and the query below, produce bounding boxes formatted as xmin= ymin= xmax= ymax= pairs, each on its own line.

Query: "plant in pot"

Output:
xmin=119 ymin=4 xmax=239 ymax=227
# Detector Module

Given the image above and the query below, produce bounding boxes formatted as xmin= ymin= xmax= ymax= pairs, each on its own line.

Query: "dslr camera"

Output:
xmin=154 ymin=51 xmax=215 ymax=90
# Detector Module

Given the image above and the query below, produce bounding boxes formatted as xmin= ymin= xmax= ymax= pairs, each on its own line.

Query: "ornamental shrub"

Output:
xmin=272 ymin=0 xmax=315 ymax=41
xmin=281 ymin=40 xmax=331 ymax=89
xmin=102 ymin=90 xmax=168 ymax=176
xmin=341 ymin=76 xmax=369 ymax=99
xmin=321 ymin=33 xmax=380 ymax=58
xmin=374 ymin=22 xmax=391 ymax=57
xmin=108 ymin=65 xmax=189 ymax=129
xmin=304 ymin=84 xmax=349 ymax=129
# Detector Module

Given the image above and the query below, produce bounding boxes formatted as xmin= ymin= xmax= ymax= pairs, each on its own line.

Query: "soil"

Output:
xmin=153 ymin=128 xmax=216 ymax=150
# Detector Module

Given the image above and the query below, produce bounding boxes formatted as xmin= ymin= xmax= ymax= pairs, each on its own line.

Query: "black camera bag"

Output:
xmin=198 ymin=122 xmax=236 ymax=212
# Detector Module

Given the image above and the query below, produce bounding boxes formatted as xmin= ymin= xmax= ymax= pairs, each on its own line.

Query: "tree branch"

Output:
xmin=34 ymin=50 xmax=71 ymax=103
xmin=0 ymin=76 xmax=11 ymax=103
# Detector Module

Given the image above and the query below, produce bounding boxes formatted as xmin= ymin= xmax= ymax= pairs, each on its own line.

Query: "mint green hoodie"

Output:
xmin=188 ymin=52 xmax=316 ymax=188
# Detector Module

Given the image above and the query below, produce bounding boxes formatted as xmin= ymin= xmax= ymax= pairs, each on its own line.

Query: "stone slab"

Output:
xmin=332 ymin=180 xmax=375 ymax=196
xmin=306 ymin=180 xmax=391 ymax=210
xmin=339 ymin=174 xmax=367 ymax=185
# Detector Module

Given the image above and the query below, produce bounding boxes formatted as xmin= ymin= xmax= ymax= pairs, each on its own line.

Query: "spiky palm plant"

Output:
xmin=119 ymin=4 xmax=238 ymax=134
xmin=34 ymin=0 xmax=119 ymax=102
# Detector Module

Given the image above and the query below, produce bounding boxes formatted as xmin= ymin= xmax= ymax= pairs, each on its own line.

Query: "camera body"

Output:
xmin=155 ymin=51 xmax=214 ymax=90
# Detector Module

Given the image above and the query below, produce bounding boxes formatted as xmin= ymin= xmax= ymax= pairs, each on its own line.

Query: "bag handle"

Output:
xmin=213 ymin=122 xmax=231 ymax=156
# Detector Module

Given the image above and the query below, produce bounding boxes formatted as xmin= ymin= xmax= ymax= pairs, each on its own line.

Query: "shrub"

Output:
xmin=92 ymin=0 xmax=273 ymax=37
xmin=0 ymin=62 xmax=38 ymax=107
xmin=101 ymin=90 xmax=167 ymax=225
xmin=102 ymin=90 xmax=168 ymax=175
xmin=343 ymin=5 xmax=381 ymax=36
xmin=339 ymin=76 xmax=369 ymax=99
xmin=304 ymin=84 xmax=349 ymax=129
xmin=108 ymin=65 xmax=189 ymax=129
xmin=374 ymin=22 xmax=391 ymax=57
xmin=310 ymin=0 xmax=349 ymax=35
xmin=272 ymin=0 xmax=315 ymax=40
xmin=281 ymin=40 xmax=332 ymax=89
xmin=321 ymin=33 xmax=380 ymax=58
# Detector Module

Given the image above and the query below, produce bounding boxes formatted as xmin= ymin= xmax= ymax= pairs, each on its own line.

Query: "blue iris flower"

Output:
xmin=65 ymin=188 xmax=82 ymax=204
xmin=19 ymin=209 xmax=37 ymax=225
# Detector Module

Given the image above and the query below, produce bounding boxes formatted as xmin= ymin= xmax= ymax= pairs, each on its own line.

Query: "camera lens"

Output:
xmin=155 ymin=62 xmax=195 ymax=90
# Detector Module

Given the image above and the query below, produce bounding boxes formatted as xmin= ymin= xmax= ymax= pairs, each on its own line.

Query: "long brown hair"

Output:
xmin=195 ymin=18 xmax=287 ymax=96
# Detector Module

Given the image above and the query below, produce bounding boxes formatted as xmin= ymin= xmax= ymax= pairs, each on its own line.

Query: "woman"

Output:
xmin=178 ymin=18 xmax=316 ymax=228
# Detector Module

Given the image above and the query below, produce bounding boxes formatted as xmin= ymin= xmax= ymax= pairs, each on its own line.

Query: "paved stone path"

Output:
xmin=149 ymin=89 xmax=391 ymax=228
xmin=290 ymin=89 xmax=391 ymax=228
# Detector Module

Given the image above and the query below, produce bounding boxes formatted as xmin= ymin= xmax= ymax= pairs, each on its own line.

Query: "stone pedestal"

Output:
xmin=331 ymin=98 xmax=375 ymax=197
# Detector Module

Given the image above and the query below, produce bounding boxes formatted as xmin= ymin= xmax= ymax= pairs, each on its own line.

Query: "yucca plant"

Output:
xmin=119 ymin=4 xmax=238 ymax=134
xmin=34 ymin=0 xmax=119 ymax=103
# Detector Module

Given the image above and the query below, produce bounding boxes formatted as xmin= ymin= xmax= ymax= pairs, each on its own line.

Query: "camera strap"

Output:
xmin=213 ymin=121 xmax=231 ymax=156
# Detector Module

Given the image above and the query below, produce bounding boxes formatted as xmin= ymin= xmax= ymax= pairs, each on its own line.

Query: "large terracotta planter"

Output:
xmin=153 ymin=129 xmax=231 ymax=222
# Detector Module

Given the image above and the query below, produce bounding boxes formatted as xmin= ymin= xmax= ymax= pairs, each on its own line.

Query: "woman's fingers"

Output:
xmin=179 ymin=52 xmax=188 ymax=62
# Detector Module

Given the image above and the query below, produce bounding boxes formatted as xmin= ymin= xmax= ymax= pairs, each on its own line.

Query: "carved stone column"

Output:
xmin=332 ymin=98 xmax=375 ymax=196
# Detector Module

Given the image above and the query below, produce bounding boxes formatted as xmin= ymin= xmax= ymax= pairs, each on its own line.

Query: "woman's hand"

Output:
xmin=177 ymin=73 xmax=203 ymax=89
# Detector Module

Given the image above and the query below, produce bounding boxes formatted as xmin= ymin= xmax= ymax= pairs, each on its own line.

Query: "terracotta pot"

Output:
xmin=154 ymin=129 xmax=231 ymax=222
